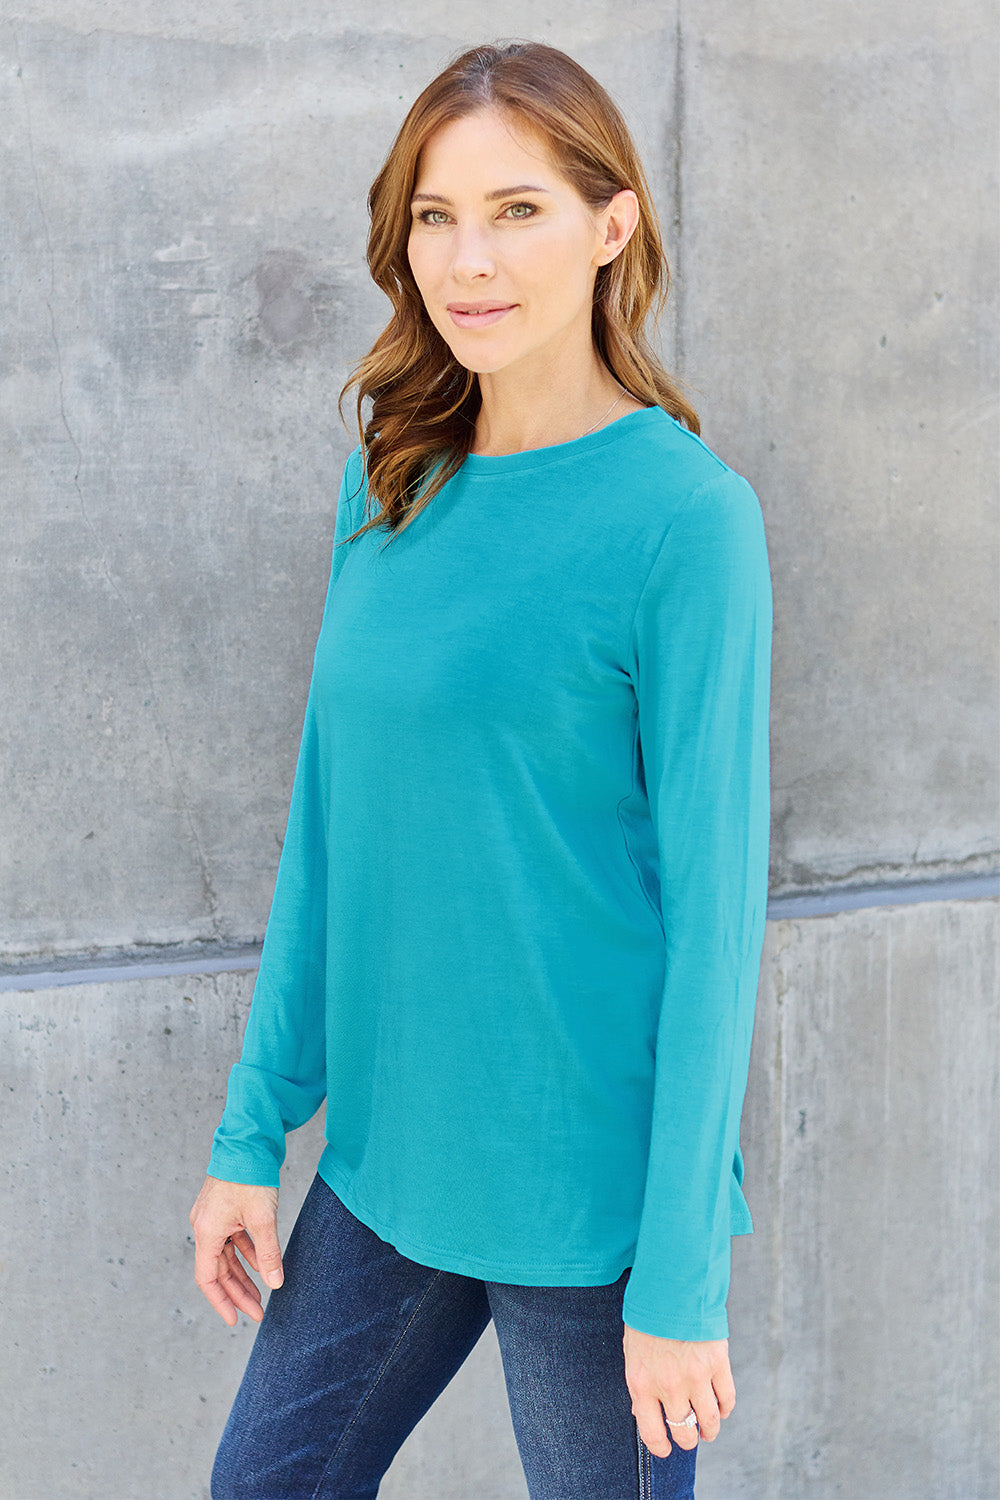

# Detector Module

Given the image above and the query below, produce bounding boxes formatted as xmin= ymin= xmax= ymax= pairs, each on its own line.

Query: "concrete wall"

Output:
xmin=2 ymin=2 xmax=997 ymax=1497
xmin=4 ymin=900 xmax=997 ymax=1499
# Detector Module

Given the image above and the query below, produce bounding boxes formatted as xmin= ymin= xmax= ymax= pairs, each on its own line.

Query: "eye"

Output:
xmin=415 ymin=208 xmax=451 ymax=226
xmin=503 ymin=202 xmax=537 ymax=220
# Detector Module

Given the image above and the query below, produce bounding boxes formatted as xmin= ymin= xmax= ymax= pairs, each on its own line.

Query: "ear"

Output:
xmin=594 ymin=188 xmax=640 ymax=266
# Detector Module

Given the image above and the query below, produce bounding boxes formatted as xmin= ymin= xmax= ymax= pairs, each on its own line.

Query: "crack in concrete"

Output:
xmin=775 ymin=848 xmax=1000 ymax=896
xmin=14 ymin=33 xmax=222 ymax=937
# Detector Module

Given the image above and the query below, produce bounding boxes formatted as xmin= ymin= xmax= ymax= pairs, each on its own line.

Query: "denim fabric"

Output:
xmin=212 ymin=1175 xmax=697 ymax=1500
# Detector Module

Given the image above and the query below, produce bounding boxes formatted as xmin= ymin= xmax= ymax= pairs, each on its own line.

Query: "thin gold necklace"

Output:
xmin=579 ymin=384 xmax=628 ymax=439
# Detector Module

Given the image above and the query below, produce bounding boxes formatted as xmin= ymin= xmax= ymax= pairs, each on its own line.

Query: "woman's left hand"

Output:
xmin=622 ymin=1325 xmax=736 ymax=1458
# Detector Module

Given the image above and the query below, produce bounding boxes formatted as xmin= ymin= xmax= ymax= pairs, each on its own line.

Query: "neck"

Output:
xmin=471 ymin=338 xmax=628 ymax=457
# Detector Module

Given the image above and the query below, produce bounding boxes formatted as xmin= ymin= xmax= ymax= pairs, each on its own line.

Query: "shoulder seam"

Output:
xmin=672 ymin=424 xmax=735 ymax=475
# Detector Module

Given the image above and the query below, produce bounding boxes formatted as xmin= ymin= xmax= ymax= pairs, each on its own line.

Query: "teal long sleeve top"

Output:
xmin=208 ymin=405 xmax=773 ymax=1342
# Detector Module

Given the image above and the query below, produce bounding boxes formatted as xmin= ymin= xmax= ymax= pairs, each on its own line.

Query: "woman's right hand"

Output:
xmin=189 ymin=1176 xmax=284 ymax=1326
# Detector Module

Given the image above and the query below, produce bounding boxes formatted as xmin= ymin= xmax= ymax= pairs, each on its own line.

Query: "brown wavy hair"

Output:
xmin=338 ymin=40 xmax=700 ymax=545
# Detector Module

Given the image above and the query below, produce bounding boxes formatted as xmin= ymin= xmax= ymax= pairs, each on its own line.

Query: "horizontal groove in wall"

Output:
xmin=0 ymin=945 xmax=263 ymax=993
xmin=1 ymin=873 xmax=997 ymax=993
xmin=765 ymin=871 xmax=1000 ymax=919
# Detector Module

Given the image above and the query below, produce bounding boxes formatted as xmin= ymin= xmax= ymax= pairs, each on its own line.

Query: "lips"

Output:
xmin=447 ymin=301 xmax=513 ymax=314
xmin=446 ymin=302 xmax=516 ymax=329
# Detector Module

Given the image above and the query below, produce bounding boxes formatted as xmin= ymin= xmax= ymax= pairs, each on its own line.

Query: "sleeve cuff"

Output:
xmin=207 ymin=1144 xmax=282 ymax=1190
xmin=620 ymin=1295 xmax=731 ymax=1343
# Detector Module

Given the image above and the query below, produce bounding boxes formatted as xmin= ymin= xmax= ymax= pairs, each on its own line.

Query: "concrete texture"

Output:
xmin=0 ymin=967 xmax=529 ymax=1500
xmin=677 ymin=2 xmax=999 ymax=895
xmin=2 ymin=3 xmax=998 ymax=1499
xmin=701 ymin=897 xmax=1000 ymax=1500
xmin=3 ymin=3 xmax=995 ymax=959
xmin=0 ymin=1 xmax=683 ymax=960
xmin=2 ymin=898 xmax=996 ymax=1498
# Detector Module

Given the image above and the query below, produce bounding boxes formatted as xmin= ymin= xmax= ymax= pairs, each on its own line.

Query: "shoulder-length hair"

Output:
xmin=339 ymin=40 xmax=700 ymax=543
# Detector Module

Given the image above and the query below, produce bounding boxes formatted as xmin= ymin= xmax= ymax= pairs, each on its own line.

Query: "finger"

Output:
xmin=690 ymin=1380 xmax=722 ymax=1442
xmin=245 ymin=1211 xmax=284 ymax=1290
xmin=665 ymin=1392 xmax=704 ymax=1452
xmin=229 ymin=1228 xmax=259 ymax=1272
xmin=216 ymin=1246 xmax=266 ymax=1321
xmin=712 ymin=1363 xmax=737 ymax=1420
xmin=221 ymin=1243 xmax=264 ymax=1303
xmin=195 ymin=1263 xmax=240 ymax=1327
xmin=194 ymin=1227 xmax=235 ymax=1305
xmin=632 ymin=1395 xmax=672 ymax=1459
xmin=195 ymin=1239 xmax=264 ymax=1327
xmin=218 ymin=1254 xmax=265 ymax=1322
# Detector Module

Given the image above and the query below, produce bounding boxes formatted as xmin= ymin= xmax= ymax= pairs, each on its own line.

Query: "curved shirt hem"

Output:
xmin=317 ymin=1153 xmax=635 ymax=1287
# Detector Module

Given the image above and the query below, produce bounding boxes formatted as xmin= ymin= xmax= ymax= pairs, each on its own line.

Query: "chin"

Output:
xmin=461 ymin=358 xmax=512 ymax=376
xmin=431 ymin=325 xmax=515 ymax=377
xmin=444 ymin=347 xmax=514 ymax=377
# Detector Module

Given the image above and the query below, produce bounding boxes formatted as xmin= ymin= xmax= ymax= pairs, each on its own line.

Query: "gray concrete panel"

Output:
xmin=2 ymin=898 xmax=996 ymax=1497
xmin=1 ymin=5 xmax=682 ymax=959
xmin=0 ymin=967 xmax=527 ymax=1500
xmin=700 ymin=897 xmax=1000 ymax=1500
xmin=5 ymin=5 xmax=995 ymax=959
xmin=3 ymin=10 xmax=997 ymax=1493
xmin=676 ymin=3 xmax=999 ymax=891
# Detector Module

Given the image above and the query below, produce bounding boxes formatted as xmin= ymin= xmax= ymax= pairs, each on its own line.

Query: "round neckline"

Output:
xmin=459 ymin=406 xmax=668 ymax=477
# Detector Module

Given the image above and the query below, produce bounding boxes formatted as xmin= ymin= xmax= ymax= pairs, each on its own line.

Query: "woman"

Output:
xmin=191 ymin=39 xmax=772 ymax=1500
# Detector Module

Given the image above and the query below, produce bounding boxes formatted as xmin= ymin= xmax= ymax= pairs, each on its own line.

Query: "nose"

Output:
xmin=450 ymin=221 xmax=495 ymax=283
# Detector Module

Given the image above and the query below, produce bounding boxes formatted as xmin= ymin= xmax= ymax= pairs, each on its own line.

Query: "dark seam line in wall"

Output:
xmin=0 ymin=947 xmax=264 ymax=992
xmin=766 ymin=872 xmax=1000 ymax=919
xmin=0 ymin=874 xmax=997 ymax=992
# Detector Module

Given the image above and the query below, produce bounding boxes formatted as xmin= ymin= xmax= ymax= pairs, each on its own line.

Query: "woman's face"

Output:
xmin=406 ymin=108 xmax=625 ymax=379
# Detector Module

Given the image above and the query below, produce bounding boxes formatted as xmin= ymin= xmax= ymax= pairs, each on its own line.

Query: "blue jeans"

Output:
xmin=212 ymin=1174 xmax=698 ymax=1499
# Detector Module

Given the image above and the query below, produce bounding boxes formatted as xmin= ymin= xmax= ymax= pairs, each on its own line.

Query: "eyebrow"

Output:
xmin=410 ymin=185 xmax=551 ymax=205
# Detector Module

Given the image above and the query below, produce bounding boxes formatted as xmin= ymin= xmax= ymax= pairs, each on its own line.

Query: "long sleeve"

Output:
xmin=207 ymin=452 xmax=361 ymax=1187
xmin=620 ymin=469 xmax=773 ymax=1341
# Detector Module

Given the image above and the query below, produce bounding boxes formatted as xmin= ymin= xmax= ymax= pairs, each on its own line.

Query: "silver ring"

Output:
xmin=665 ymin=1408 xmax=698 ymax=1429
